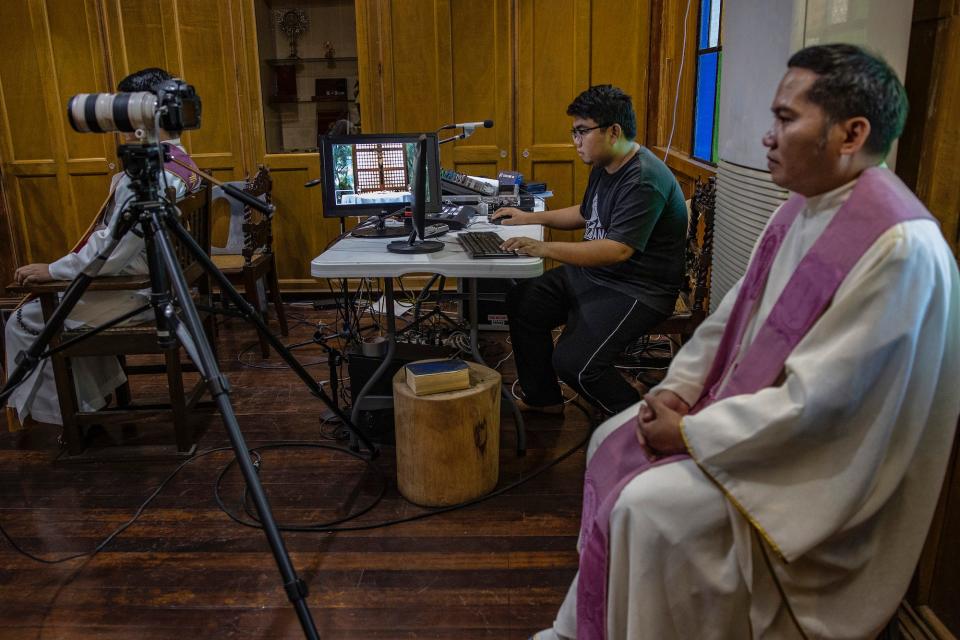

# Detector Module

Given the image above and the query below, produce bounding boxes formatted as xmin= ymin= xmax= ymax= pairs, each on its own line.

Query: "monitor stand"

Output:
xmin=351 ymin=210 xmax=409 ymax=238
xmin=387 ymin=238 xmax=444 ymax=254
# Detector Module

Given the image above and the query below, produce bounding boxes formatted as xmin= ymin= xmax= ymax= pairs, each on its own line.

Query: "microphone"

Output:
xmin=438 ymin=120 xmax=494 ymax=131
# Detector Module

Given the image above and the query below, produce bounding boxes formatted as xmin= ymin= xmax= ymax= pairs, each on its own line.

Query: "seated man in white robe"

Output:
xmin=533 ymin=44 xmax=960 ymax=640
xmin=4 ymin=67 xmax=200 ymax=431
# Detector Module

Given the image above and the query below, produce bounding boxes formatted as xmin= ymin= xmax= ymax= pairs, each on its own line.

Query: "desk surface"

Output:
xmin=310 ymin=219 xmax=545 ymax=279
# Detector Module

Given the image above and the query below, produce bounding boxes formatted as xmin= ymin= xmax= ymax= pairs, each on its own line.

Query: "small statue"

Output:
xmin=275 ymin=8 xmax=309 ymax=59
xmin=324 ymin=41 xmax=337 ymax=68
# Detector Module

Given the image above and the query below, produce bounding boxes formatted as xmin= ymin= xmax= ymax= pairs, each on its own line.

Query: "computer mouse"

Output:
xmin=489 ymin=215 xmax=504 ymax=225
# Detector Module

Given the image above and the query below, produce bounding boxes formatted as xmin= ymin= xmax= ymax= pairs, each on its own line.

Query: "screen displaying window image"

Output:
xmin=320 ymin=132 xmax=441 ymax=218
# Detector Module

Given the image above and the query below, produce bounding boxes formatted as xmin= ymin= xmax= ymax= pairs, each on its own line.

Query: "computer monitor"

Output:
xmin=387 ymin=134 xmax=443 ymax=254
xmin=319 ymin=132 xmax=442 ymax=220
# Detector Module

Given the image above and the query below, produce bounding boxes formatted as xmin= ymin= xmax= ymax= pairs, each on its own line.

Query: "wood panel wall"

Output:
xmin=0 ymin=0 xmax=250 ymax=288
xmin=898 ymin=0 xmax=960 ymax=257
xmin=644 ymin=0 xmax=715 ymax=199
xmin=898 ymin=4 xmax=960 ymax=636
xmin=237 ymin=0 xmax=349 ymax=291
xmin=363 ymin=0 xmax=654 ymax=272
xmin=102 ymin=0 xmax=250 ymax=182
xmin=1 ymin=0 xmax=956 ymax=289
xmin=0 ymin=171 xmax=18 ymax=304
xmin=0 ymin=0 xmax=116 ymax=269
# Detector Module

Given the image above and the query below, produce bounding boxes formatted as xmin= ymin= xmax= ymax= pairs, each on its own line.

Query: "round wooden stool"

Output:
xmin=393 ymin=361 xmax=501 ymax=506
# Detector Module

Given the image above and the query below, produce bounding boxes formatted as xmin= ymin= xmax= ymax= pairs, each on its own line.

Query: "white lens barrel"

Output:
xmin=67 ymin=91 xmax=157 ymax=133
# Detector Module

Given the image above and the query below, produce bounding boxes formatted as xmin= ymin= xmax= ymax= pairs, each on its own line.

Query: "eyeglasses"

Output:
xmin=570 ymin=124 xmax=607 ymax=141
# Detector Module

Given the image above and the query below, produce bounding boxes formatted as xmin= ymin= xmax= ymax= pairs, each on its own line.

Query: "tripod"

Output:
xmin=1 ymin=143 xmax=376 ymax=639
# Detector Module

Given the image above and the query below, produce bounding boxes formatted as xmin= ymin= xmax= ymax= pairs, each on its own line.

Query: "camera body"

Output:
xmin=67 ymin=79 xmax=201 ymax=135
xmin=153 ymin=79 xmax=201 ymax=132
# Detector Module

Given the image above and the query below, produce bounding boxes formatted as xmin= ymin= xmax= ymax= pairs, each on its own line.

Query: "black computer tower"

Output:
xmin=345 ymin=341 xmax=456 ymax=443
xmin=458 ymin=278 xmax=514 ymax=331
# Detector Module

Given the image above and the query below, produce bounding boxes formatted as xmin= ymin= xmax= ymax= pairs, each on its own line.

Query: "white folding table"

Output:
xmin=310 ymin=218 xmax=545 ymax=453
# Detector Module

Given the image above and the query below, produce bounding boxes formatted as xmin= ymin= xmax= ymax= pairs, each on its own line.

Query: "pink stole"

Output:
xmin=575 ymin=168 xmax=935 ymax=640
xmin=71 ymin=144 xmax=200 ymax=250
xmin=162 ymin=143 xmax=202 ymax=194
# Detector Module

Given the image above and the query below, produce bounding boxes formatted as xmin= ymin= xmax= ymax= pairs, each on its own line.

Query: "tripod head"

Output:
xmin=117 ymin=143 xmax=169 ymax=203
xmin=116 ymin=134 xmax=275 ymax=221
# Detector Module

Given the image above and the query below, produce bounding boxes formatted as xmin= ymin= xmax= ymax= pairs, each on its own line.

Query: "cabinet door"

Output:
xmin=446 ymin=0 xmax=514 ymax=176
xmin=0 ymin=0 xmax=116 ymax=264
xmin=516 ymin=0 xmax=591 ymax=250
xmin=101 ymin=0 xmax=249 ymax=182
xmin=366 ymin=0 xmax=513 ymax=176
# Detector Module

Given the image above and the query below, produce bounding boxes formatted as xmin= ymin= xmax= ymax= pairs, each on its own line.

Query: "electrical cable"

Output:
xmin=0 ymin=445 xmax=236 ymax=564
xmin=510 ymin=378 xmax=580 ymax=407
xmin=219 ymin=442 xmax=388 ymax=530
xmin=1 ymin=325 xmax=595 ymax=561
xmin=235 ymin=339 xmax=329 ymax=369
xmin=216 ymin=401 xmax=596 ymax=533
xmin=664 ymin=0 xmax=693 ymax=164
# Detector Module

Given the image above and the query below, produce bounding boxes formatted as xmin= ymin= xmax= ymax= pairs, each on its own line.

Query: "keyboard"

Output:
xmin=458 ymin=231 xmax=526 ymax=259
xmin=426 ymin=204 xmax=477 ymax=230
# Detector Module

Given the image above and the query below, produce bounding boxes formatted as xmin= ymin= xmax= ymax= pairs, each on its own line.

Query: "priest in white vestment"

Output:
xmin=533 ymin=44 xmax=960 ymax=640
xmin=4 ymin=68 xmax=197 ymax=429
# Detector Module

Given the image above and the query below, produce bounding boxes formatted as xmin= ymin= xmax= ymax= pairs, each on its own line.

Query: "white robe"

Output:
xmin=4 ymin=151 xmax=189 ymax=426
xmin=551 ymin=177 xmax=960 ymax=639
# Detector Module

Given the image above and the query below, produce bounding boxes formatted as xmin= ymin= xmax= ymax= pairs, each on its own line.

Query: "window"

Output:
xmin=353 ymin=143 xmax=409 ymax=193
xmin=692 ymin=0 xmax=723 ymax=163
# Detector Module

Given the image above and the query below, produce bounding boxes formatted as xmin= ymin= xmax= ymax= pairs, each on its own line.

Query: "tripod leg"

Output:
xmin=147 ymin=210 xmax=320 ymax=639
xmin=163 ymin=212 xmax=379 ymax=457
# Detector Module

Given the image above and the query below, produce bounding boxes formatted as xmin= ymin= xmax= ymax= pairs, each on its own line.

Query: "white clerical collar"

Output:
xmin=804 ymin=176 xmax=858 ymax=216
xmin=803 ymin=161 xmax=888 ymax=216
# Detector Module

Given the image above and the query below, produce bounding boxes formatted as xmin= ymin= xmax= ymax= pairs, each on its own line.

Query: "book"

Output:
xmin=405 ymin=359 xmax=471 ymax=396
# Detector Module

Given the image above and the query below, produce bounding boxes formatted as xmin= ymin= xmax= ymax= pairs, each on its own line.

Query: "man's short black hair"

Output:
xmin=566 ymin=85 xmax=637 ymax=140
xmin=117 ymin=67 xmax=172 ymax=94
xmin=787 ymin=44 xmax=908 ymax=156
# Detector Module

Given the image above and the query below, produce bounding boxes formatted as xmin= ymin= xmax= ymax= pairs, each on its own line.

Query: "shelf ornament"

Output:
xmin=275 ymin=8 xmax=310 ymax=59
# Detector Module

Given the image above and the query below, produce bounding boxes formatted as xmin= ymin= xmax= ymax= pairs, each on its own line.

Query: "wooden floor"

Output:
xmin=0 ymin=303 xmax=599 ymax=639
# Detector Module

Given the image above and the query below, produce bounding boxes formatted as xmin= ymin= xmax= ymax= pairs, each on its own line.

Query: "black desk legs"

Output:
xmin=347 ymin=277 xmax=526 ymax=456
xmin=349 ymin=278 xmax=397 ymax=431
xmin=468 ymin=277 xmax=526 ymax=455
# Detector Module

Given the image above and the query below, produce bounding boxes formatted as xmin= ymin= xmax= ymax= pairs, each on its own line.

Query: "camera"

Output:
xmin=67 ymin=79 xmax=201 ymax=135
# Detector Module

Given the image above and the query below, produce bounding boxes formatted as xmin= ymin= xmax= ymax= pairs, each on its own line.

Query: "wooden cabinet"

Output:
xmin=0 ymin=0 xmax=249 ymax=267
xmin=359 ymin=0 xmax=653 ymax=243
xmin=0 ymin=0 xmax=117 ymax=265
xmin=0 ymin=0 xmax=658 ymax=290
xmin=101 ymin=1 xmax=249 ymax=183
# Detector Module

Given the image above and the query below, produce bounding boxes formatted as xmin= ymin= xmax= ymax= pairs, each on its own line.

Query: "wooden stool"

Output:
xmin=393 ymin=361 xmax=501 ymax=506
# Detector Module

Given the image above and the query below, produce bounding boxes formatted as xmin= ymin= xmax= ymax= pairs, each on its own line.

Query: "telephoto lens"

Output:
xmin=67 ymin=92 xmax=158 ymax=134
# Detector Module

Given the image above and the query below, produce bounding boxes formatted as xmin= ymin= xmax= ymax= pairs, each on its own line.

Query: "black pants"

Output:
xmin=506 ymin=265 xmax=670 ymax=415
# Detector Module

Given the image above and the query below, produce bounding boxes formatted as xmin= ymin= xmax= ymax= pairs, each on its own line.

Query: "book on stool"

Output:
xmin=405 ymin=359 xmax=470 ymax=395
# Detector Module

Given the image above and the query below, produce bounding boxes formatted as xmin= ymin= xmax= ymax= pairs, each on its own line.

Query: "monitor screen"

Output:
xmin=319 ymin=132 xmax=442 ymax=218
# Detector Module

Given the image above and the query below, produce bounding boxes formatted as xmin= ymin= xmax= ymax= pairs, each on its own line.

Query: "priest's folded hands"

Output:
xmin=635 ymin=390 xmax=690 ymax=456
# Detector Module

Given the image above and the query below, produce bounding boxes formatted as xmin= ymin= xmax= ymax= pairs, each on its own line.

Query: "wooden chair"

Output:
xmin=652 ymin=176 xmax=717 ymax=342
xmin=620 ymin=177 xmax=716 ymax=370
xmin=209 ymin=166 xmax=288 ymax=358
xmin=9 ymin=186 xmax=216 ymax=456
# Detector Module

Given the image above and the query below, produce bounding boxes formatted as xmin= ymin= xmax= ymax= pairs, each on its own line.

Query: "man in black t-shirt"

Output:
xmin=494 ymin=85 xmax=687 ymax=416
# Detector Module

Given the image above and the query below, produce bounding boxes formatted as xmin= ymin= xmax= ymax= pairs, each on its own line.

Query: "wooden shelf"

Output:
xmin=265 ymin=56 xmax=358 ymax=65
xmin=268 ymin=97 xmax=355 ymax=105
